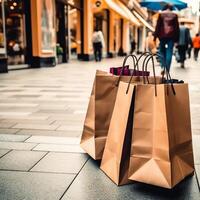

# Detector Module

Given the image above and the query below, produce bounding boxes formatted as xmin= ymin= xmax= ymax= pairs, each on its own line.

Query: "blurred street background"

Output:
xmin=0 ymin=0 xmax=200 ymax=199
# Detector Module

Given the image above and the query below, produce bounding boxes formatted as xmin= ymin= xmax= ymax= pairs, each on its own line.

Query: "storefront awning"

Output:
xmin=127 ymin=0 xmax=148 ymax=19
xmin=104 ymin=0 xmax=140 ymax=26
xmin=104 ymin=0 xmax=129 ymax=20
xmin=133 ymin=10 xmax=155 ymax=32
xmin=117 ymin=0 xmax=141 ymax=26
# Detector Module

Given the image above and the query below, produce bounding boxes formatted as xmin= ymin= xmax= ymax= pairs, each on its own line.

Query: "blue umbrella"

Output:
xmin=140 ymin=0 xmax=187 ymax=11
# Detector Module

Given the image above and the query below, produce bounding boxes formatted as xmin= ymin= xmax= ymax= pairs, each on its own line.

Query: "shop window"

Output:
xmin=68 ymin=4 xmax=81 ymax=59
xmin=41 ymin=0 xmax=56 ymax=53
xmin=56 ymin=0 xmax=82 ymax=62
xmin=94 ymin=10 xmax=109 ymax=54
xmin=4 ymin=0 xmax=26 ymax=65
xmin=0 ymin=0 xmax=6 ymax=58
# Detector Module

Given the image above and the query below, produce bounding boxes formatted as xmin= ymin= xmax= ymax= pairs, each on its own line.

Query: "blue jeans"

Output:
xmin=159 ymin=39 xmax=174 ymax=71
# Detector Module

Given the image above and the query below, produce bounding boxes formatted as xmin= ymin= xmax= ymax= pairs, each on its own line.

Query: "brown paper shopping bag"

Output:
xmin=100 ymin=53 xmax=164 ymax=185
xmin=128 ymin=57 xmax=194 ymax=189
xmin=100 ymin=82 xmax=135 ymax=185
xmin=80 ymin=55 xmax=142 ymax=160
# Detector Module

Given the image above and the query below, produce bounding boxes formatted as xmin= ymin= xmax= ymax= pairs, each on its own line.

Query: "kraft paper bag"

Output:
xmin=80 ymin=70 xmax=141 ymax=160
xmin=100 ymin=76 xmax=163 ymax=185
xmin=128 ymin=83 xmax=194 ymax=189
xmin=100 ymin=82 xmax=135 ymax=185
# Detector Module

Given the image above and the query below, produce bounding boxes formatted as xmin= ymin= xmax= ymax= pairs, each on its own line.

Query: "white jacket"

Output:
xmin=92 ymin=31 xmax=105 ymax=48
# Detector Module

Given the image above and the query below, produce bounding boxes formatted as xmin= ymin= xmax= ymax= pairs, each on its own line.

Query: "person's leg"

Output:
xmin=178 ymin=45 xmax=186 ymax=68
xmin=94 ymin=44 xmax=98 ymax=62
xmin=159 ymin=39 xmax=167 ymax=70
xmin=194 ymin=48 xmax=198 ymax=61
xmin=188 ymin=48 xmax=191 ymax=58
xmin=197 ymin=48 xmax=200 ymax=60
xmin=165 ymin=39 xmax=174 ymax=71
xmin=99 ymin=47 xmax=102 ymax=61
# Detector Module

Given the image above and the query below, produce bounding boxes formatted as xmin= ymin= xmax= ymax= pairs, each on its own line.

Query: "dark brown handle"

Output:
xmin=116 ymin=54 xmax=138 ymax=87
xmin=144 ymin=53 xmax=176 ymax=96
xmin=126 ymin=52 xmax=176 ymax=96
xmin=126 ymin=52 xmax=152 ymax=93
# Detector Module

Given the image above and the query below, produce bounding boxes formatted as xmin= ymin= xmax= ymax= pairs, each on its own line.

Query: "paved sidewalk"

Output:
xmin=0 ymin=57 xmax=200 ymax=199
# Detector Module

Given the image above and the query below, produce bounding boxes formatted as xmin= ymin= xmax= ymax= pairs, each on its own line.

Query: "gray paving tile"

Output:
xmin=62 ymin=159 xmax=200 ymax=200
xmin=193 ymin=129 xmax=200 ymax=135
xmin=31 ymin=152 xmax=88 ymax=174
xmin=0 ymin=149 xmax=10 ymax=158
xmin=0 ymin=128 xmax=19 ymax=134
xmin=33 ymin=143 xmax=84 ymax=153
xmin=0 ymin=141 xmax=37 ymax=150
xmin=195 ymin=165 xmax=200 ymax=186
xmin=56 ymin=125 xmax=83 ymax=131
xmin=11 ymin=95 xmax=41 ymax=98
xmin=0 ymin=103 xmax=38 ymax=107
xmin=0 ymin=112 xmax=31 ymax=117
xmin=0 ymin=115 xmax=49 ymax=120
xmin=0 ymin=150 xmax=46 ymax=171
xmin=0 ymin=134 xmax=30 ymax=142
xmin=1 ymin=119 xmax=54 ymax=125
xmin=12 ymin=124 xmax=59 ymax=130
xmin=0 ymin=122 xmax=17 ymax=128
xmin=17 ymin=129 xmax=81 ymax=137
xmin=25 ymin=136 xmax=80 ymax=145
xmin=0 ymin=171 xmax=75 ymax=200
xmin=193 ymin=135 xmax=200 ymax=165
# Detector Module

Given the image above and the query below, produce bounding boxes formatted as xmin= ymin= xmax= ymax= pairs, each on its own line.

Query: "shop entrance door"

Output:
xmin=4 ymin=0 xmax=27 ymax=65
xmin=56 ymin=0 xmax=82 ymax=63
xmin=94 ymin=9 xmax=109 ymax=57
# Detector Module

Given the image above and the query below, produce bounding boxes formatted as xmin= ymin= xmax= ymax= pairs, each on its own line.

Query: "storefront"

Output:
xmin=56 ymin=0 xmax=83 ymax=63
xmin=4 ymin=0 xmax=25 ymax=65
xmin=30 ymin=0 xmax=56 ymax=67
xmin=93 ymin=9 xmax=109 ymax=57
xmin=0 ymin=0 xmax=146 ymax=72
xmin=90 ymin=0 xmax=140 ymax=59
xmin=0 ymin=0 xmax=7 ymax=72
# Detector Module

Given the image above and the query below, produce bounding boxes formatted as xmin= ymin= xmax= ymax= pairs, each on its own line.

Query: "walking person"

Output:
xmin=192 ymin=33 xmax=200 ymax=61
xmin=130 ymin=39 xmax=136 ymax=54
xmin=154 ymin=3 xmax=180 ymax=73
xmin=187 ymin=36 xmax=193 ymax=59
xmin=177 ymin=22 xmax=191 ymax=68
xmin=145 ymin=31 xmax=157 ymax=53
xmin=92 ymin=27 xmax=105 ymax=62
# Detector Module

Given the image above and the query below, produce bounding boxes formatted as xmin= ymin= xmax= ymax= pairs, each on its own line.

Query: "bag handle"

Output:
xmin=126 ymin=52 xmax=153 ymax=93
xmin=144 ymin=53 xmax=176 ymax=96
xmin=126 ymin=52 xmax=176 ymax=96
xmin=116 ymin=54 xmax=138 ymax=86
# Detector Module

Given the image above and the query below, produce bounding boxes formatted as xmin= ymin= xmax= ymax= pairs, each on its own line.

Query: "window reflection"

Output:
xmin=0 ymin=0 xmax=6 ymax=57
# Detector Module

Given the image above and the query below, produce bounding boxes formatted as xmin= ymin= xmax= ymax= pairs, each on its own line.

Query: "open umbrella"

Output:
xmin=140 ymin=0 xmax=187 ymax=11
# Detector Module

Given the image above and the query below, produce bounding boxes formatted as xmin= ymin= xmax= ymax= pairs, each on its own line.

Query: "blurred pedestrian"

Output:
xmin=192 ymin=33 xmax=200 ymax=61
xmin=145 ymin=31 xmax=157 ymax=53
xmin=187 ymin=36 xmax=193 ymax=59
xmin=92 ymin=27 xmax=105 ymax=62
xmin=130 ymin=39 xmax=136 ymax=54
xmin=177 ymin=22 xmax=191 ymax=68
xmin=154 ymin=3 xmax=179 ymax=74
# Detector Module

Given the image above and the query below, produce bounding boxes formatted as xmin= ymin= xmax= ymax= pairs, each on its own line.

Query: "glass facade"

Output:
xmin=0 ymin=0 xmax=6 ymax=57
xmin=41 ymin=0 xmax=56 ymax=53
xmin=4 ymin=0 xmax=26 ymax=64
xmin=56 ymin=0 xmax=82 ymax=63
